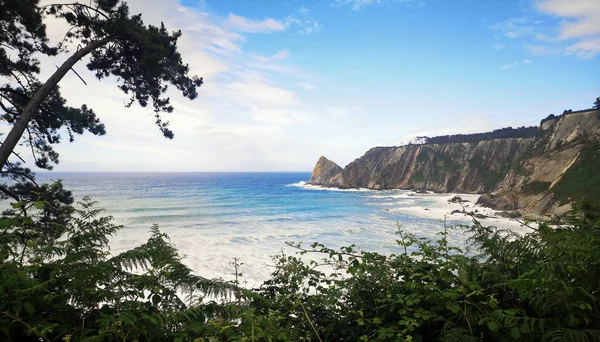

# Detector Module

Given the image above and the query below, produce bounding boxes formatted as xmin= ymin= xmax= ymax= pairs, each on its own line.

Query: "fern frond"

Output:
xmin=543 ymin=328 xmax=600 ymax=342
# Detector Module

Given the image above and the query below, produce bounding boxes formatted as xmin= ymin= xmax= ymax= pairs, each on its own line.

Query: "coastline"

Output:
xmin=296 ymin=181 xmax=535 ymax=235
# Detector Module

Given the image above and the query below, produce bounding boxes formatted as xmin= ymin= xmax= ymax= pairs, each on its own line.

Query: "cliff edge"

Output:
xmin=307 ymin=109 xmax=600 ymax=215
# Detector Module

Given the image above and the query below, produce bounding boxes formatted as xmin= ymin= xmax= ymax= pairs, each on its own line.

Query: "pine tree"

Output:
xmin=0 ymin=0 xmax=203 ymax=171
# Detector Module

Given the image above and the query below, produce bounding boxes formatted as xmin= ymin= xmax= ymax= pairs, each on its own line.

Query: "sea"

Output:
xmin=35 ymin=172 xmax=529 ymax=288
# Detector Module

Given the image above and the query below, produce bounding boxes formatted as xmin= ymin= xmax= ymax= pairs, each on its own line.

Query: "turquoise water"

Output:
xmin=35 ymin=172 xmax=522 ymax=286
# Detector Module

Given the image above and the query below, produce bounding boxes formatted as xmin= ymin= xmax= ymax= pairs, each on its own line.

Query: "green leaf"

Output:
xmin=23 ymin=303 xmax=35 ymax=315
xmin=10 ymin=200 xmax=24 ymax=209
xmin=511 ymin=327 xmax=521 ymax=340
xmin=488 ymin=321 xmax=499 ymax=333
xmin=33 ymin=201 xmax=45 ymax=209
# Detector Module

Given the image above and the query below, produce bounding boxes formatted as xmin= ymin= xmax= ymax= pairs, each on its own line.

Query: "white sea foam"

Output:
xmin=286 ymin=181 xmax=307 ymax=187
xmin=91 ymin=178 xmax=536 ymax=290
xmin=286 ymin=181 xmax=373 ymax=192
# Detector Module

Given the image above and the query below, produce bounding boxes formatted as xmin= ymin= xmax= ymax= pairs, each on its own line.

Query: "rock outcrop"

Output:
xmin=307 ymin=109 xmax=600 ymax=215
xmin=308 ymin=156 xmax=343 ymax=186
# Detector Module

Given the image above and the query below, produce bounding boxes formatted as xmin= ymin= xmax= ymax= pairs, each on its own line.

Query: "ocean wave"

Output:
xmin=368 ymin=193 xmax=413 ymax=199
xmin=285 ymin=181 xmax=373 ymax=192
xmin=286 ymin=181 xmax=307 ymax=187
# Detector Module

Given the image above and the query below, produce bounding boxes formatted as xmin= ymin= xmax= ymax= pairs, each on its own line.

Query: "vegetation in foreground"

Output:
xmin=1 ymin=188 xmax=600 ymax=341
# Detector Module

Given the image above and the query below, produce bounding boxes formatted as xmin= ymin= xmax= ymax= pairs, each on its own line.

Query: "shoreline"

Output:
xmin=294 ymin=181 xmax=536 ymax=235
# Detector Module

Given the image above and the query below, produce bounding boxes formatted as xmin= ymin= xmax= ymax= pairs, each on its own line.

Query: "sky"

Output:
xmin=10 ymin=0 xmax=600 ymax=171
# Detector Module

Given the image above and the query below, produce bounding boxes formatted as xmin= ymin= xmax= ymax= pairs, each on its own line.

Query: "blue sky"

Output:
xmin=25 ymin=0 xmax=600 ymax=171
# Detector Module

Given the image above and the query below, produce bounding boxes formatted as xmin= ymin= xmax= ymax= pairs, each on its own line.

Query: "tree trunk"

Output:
xmin=0 ymin=37 xmax=113 ymax=170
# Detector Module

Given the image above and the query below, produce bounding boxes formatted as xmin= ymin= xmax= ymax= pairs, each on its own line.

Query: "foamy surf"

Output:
xmin=36 ymin=173 xmax=536 ymax=289
xmin=286 ymin=181 xmax=373 ymax=192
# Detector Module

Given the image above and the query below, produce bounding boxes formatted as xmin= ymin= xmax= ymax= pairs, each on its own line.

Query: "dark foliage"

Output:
xmin=2 ymin=193 xmax=600 ymax=341
xmin=0 ymin=194 xmax=234 ymax=342
xmin=1 ymin=82 xmax=106 ymax=169
xmin=0 ymin=0 xmax=57 ymax=77
xmin=421 ymin=126 xmax=538 ymax=145
xmin=42 ymin=0 xmax=204 ymax=138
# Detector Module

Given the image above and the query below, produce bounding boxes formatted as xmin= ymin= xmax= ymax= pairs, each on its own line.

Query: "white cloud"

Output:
xmin=227 ymin=81 xmax=299 ymax=107
xmin=286 ymin=17 xmax=322 ymax=35
xmin=226 ymin=14 xmax=286 ymax=33
xmin=283 ymin=8 xmax=322 ymax=34
xmin=323 ymin=106 xmax=365 ymax=118
xmin=332 ymin=0 xmax=421 ymax=10
xmin=500 ymin=59 xmax=533 ymax=69
xmin=297 ymin=82 xmax=316 ymax=90
xmin=225 ymin=8 xmax=321 ymax=35
xmin=252 ymin=50 xmax=289 ymax=63
xmin=535 ymin=0 xmax=600 ymax=58
xmin=491 ymin=17 xmax=539 ymax=39
xmin=250 ymin=106 xmax=312 ymax=125
xmin=493 ymin=0 xmax=600 ymax=59
xmin=333 ymin=0 xmax=380 ymax=10
xmin=565 ymin=37 xmax=600 ymax=58
xmin=526 ymin=44 xmax=550 ymax=55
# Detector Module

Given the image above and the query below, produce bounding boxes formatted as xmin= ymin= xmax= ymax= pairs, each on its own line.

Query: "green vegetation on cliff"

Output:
xmin=421 ymin=126 xmax=538 ymax=145
xmin=551 ymin=142 xmax=600 ymax=205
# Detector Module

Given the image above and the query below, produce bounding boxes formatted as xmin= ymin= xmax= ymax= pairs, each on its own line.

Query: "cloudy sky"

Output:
xmin=17 ymin=0 xmax=600 ymax=171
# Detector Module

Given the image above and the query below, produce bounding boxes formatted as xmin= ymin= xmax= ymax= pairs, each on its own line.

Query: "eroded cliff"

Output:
xmin=488 ymin=109 xmax=600 ymax=215
xmin=308 ymin=156 xmax=343 ymax=186
xmin=308 ymin=109 xmax=600 ymax=215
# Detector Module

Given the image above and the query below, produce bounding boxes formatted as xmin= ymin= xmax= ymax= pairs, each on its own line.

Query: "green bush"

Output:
xmin=228 ymin=212 xmax=600 ymax=342
xmin=0 ymin=193 xmax=234 ymax=341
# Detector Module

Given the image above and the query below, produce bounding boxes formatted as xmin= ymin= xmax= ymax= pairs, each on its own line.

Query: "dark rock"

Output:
xmin=476 ymin=193 xmax=495 ymax=207
xmin=448 ymin=196 xmax=470 ymax=204
xmin=497 ymin=211 xmax=523 ymax=219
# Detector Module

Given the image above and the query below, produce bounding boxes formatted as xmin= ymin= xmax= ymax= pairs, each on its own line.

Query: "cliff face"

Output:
xmin=338 ymin=139 xmax=531 ymax=192
xmin=489 ymin=109 xmax=600 ymax=215
xmin=308 ymin=156 xmax=343 ymax=186
xmin=308 ymin=109 xmax=600 ymax=215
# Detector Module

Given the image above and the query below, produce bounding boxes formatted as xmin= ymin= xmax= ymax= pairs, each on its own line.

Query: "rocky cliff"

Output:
xmin=308 ymin=109 xmax=600 ymax=215
xmin=308 ymin=156 xmax=343 ymax=185
xmin=487 ymin=109 xmax=600 ymax=215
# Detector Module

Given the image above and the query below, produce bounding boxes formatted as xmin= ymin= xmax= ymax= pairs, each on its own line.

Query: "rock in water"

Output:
xmin=308 ymin=156 xmax=342 ymax=186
